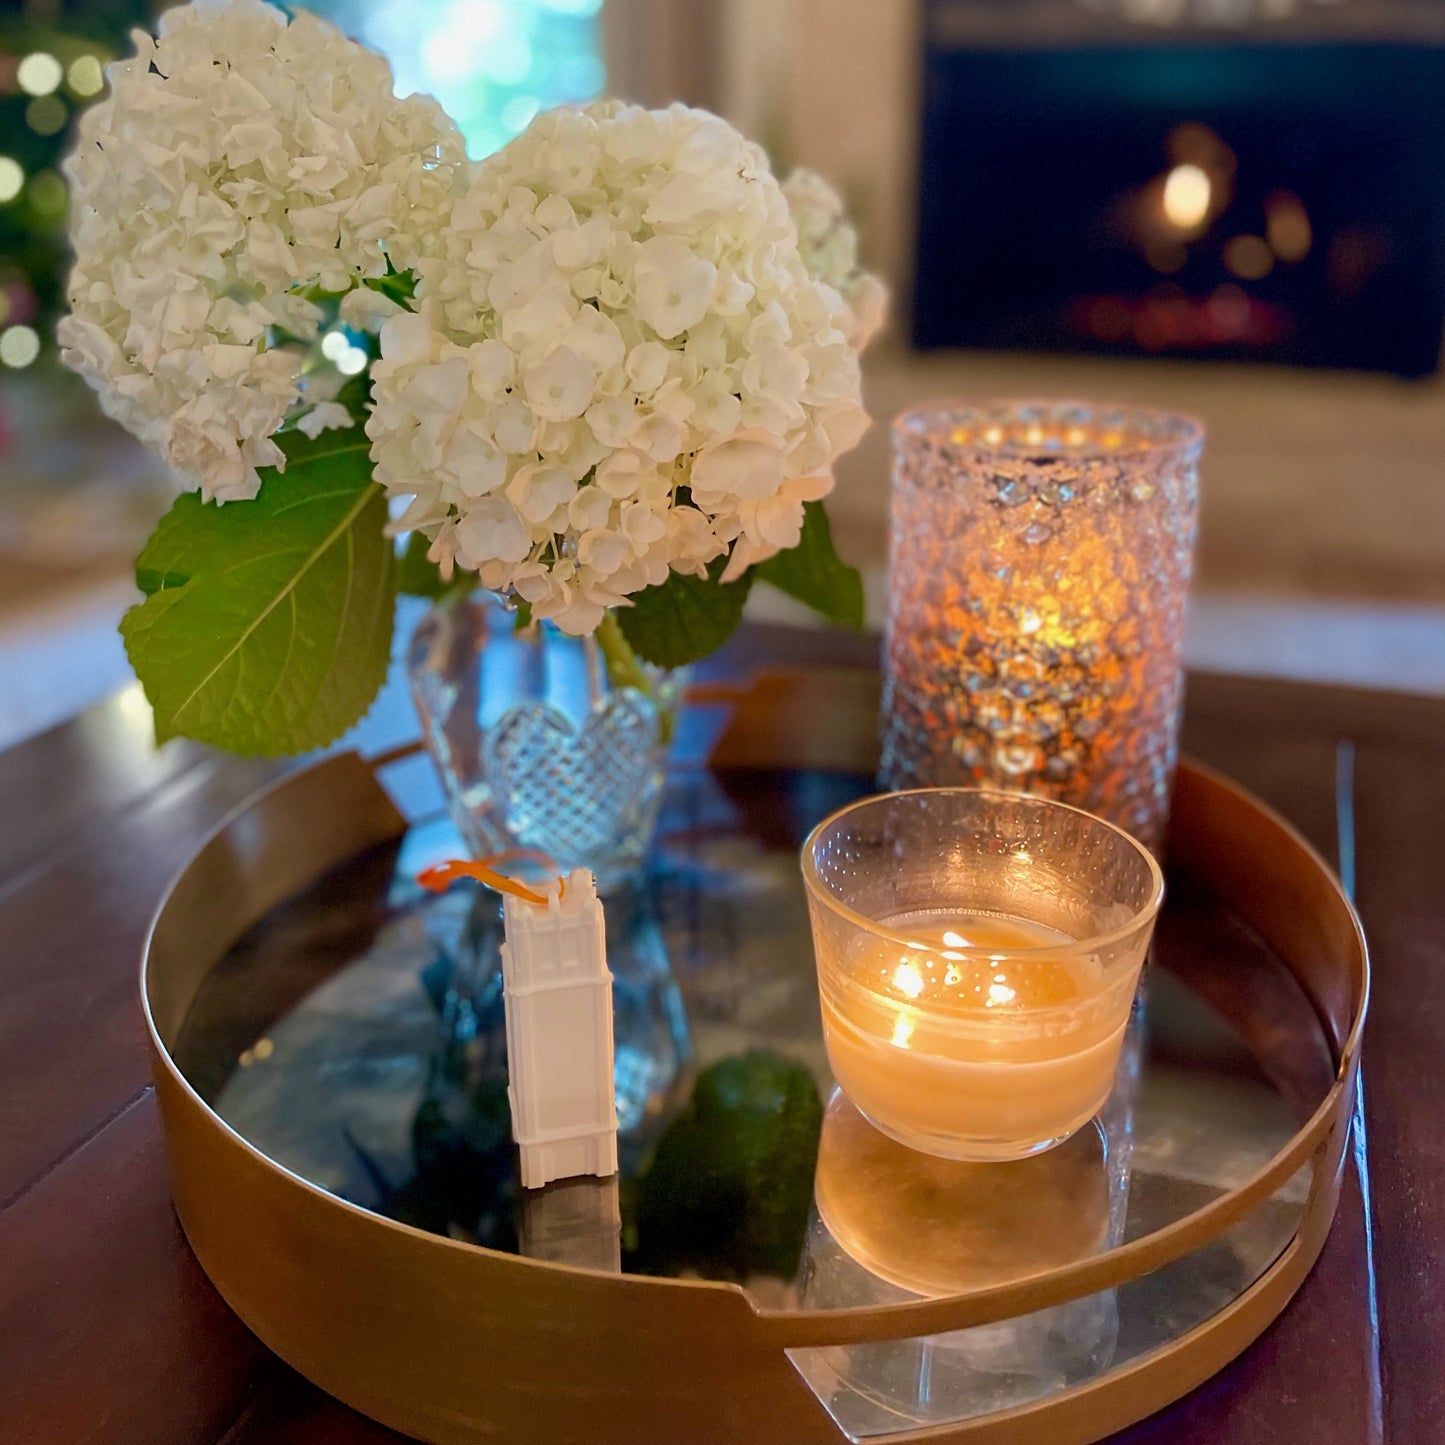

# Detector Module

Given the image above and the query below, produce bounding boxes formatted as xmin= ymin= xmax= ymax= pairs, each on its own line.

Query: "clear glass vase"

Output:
xmin=407 ymin=589 xmax=684 ymax=893
xmin=407 ymin=589 xmax=693 ymax=1153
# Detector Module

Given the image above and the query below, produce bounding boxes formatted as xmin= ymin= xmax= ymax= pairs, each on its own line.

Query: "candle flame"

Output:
xmin=893 ymin=961 xmax=925 ymax=1000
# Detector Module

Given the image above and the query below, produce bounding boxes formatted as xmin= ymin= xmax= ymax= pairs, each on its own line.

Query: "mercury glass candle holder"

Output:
xmin=880 ymin=401 xmax=1202 ymax=852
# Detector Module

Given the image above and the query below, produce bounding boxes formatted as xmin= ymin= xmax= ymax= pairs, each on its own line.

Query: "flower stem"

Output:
xmin=596 ymin=610 xmax=675 ymax=744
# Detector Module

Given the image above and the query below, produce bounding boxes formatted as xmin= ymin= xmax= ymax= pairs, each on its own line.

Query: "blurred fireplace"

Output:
xmin=913 ymin=1 xmax=1445 ymax=375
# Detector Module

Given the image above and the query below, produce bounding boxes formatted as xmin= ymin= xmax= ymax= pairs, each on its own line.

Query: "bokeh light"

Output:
xmin=475 ymin=30 xmax=532 ymax=86
xmin=0 ymin=325 xmax=42 ymax=369
xmin=500 ymin=95 xmax=540 ymax=135
xmin=17 ymin=52 xmax=64 ymax=98
xmin=27 ymin=170 xmax=68 ymax=218
xmin=26 ymin=95 xmax=69 ymax=137
xmin=314 ymin=0 xmax=604 ymax=158
xmin=1224 ymin=234 xmax=1274 ymax=281
xmin=67 ymin=55 xmax=105 ymax=99
xmin=1162 ymin=164 xmax=1211 ymax=230
xmin=0 ymin=159 xmax=24 ymax=205
xmin=1266 ymin=191 xmax=1313 ymax=263
xmin=336 ymin=345 xmax=370 ymax=375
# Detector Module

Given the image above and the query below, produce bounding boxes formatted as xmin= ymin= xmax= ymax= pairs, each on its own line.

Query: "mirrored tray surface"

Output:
xmin=171 ymin=762 xmax=1333 ymax=1439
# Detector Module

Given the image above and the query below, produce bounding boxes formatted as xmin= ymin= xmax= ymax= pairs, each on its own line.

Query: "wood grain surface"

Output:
xmin=1 ymin=626 xmax=1440 ymax=1445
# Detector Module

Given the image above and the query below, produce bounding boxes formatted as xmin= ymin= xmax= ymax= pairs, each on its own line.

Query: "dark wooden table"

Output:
xmin=2 ymin=630 xmax=1442 ymax=1445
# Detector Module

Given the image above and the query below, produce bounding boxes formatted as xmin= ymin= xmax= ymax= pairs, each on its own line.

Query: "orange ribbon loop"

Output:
xmin=416 ymin=848 xmax=566 ymax=906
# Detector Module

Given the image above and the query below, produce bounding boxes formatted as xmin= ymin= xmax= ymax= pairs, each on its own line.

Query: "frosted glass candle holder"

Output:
xmin=880 ymin=401 xmax=1202 ymax=852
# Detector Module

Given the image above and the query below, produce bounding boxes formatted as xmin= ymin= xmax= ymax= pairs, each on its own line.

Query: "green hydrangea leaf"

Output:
xmin=616 ymin=557 xmax=751 ymax=669
xmin=121 ymin=425 xmax=394 ymax=756
xmin=363 ymin=266 xmax=418 ymax=307
xmin=396 ymin=531 xmax=460 ymax=600
xmin=751 ymin=501 xmax=864 ymax=630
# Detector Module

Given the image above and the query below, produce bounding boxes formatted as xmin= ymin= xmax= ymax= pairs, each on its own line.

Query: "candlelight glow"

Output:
xmin=890 ymin=1013 xmax=915 ymax=1049
xmin=884 ymin=402 xmax=1200 ymax=849
xmin=893 ymin=962 xmax=925 ymax=1000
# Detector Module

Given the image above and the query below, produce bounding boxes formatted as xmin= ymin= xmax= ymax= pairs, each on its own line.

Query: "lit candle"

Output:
xmin=819 ymin=911 xmax=1136 ymax=1160
xmin=803 ymin=789 xmax=1162 ymax=1162
xmin=881 ymin=401 xmax=1202 ymax=852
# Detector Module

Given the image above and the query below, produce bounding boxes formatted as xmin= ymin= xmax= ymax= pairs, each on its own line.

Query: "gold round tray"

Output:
xmin=141 ymin=669 xmax=1367 ymax=1445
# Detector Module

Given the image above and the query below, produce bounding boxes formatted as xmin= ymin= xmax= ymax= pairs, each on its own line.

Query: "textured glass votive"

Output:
xmin=802 ymin=789 xmax=1163 ymax=1162
xmin=880 ymin=401 xmax=1203 ymax=852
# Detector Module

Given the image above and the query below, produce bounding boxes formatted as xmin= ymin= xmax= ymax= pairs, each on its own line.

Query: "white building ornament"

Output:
xmin=500 ymin=868 xmax=619 ymax=1190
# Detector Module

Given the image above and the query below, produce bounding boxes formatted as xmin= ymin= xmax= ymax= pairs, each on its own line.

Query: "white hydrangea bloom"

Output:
xmin=782 ymin=168 xmax=888 ymax=352
xmin=58 ymin=0 xmax=466 ymax=502
xmin=295 ymin=401 xmax=355 ymax=439
xmin=367 ymin=102 xmax=871 ymax=636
